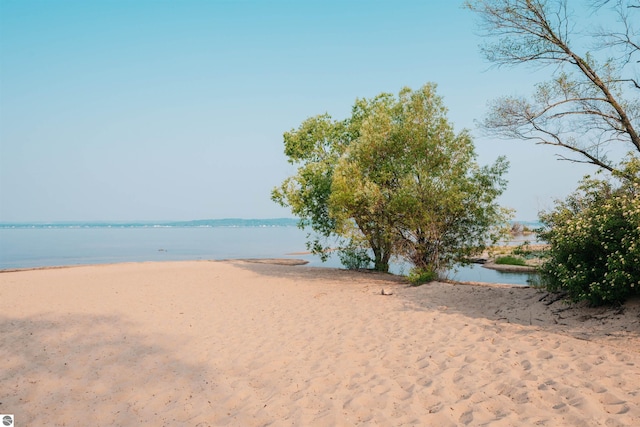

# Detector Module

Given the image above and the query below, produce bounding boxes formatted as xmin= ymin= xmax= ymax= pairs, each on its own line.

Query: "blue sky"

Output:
xmin=1 ymin=0 xmax=598 ymax=222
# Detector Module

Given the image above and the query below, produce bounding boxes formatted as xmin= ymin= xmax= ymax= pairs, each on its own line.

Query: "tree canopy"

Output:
xmin=273 ymin=84 xmax=510 ymax=275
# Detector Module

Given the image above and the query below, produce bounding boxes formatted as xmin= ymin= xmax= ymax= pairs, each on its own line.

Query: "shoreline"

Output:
xmin=0 ymin=258 xmax=535 ymax=289
xmin=0 ymin=258 xmax=308 ymax=274
xmin=482 ymin=262 xmax=538 ymax=273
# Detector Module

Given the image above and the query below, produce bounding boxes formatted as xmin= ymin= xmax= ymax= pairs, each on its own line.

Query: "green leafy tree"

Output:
xmin=331 ymin=85 xmax=511 ymax=274
xmin=274 ymin=84 xmax=511 ymax=274
xmin=271 ymin=114 xmax=349 ymax=260
xmin=539 ymin=158 xmax=640 ymax=305
xmin=272 ymin=93 xmax=395 ymax=266
xmin=465 ymin=0 xmax=640 ymax=180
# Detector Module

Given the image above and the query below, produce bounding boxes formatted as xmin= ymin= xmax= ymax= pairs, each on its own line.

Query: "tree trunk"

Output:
xmin=371 ymin=244 xmax=390 ymax=272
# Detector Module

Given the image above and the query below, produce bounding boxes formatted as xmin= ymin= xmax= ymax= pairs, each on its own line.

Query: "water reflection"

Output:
xmin=303 ymin=255 xmax=538 ymax=286
xmin=447 ymin=263 xmax=537 ymax=286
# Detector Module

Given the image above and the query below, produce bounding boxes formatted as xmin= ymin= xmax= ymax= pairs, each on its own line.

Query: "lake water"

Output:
xmin=0 ymin=219 xmax=538 ymax=285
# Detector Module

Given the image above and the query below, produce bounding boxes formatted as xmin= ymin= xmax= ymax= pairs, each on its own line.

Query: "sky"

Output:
xmin=0 ymin=0 xmax=603 ymax=222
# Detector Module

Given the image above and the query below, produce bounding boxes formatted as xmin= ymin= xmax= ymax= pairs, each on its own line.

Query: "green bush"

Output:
xmin=512 ymin=242 xmax=547 ymax=260
xmin=407 ymin=267 xmax=438 ymax=286
xmin=538 ymin=162 xmax=640 ymax=306
xmin=511 ymin=241 xmax=529 ymax=256
xmin=494 ymin=255 xmax=527 ymax=266
xmin=338 ymin=246 xmax=372 ymax=270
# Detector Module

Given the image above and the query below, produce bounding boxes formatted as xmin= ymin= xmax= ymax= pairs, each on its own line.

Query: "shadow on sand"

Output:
xmin=1 ymin=313 xmax=215 ymax=425
xmin=233 ymin=260 xmax=640 ymax=344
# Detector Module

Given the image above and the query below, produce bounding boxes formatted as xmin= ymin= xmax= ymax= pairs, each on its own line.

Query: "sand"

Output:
xmin=1 ymin=260 xmax=639 ymax=426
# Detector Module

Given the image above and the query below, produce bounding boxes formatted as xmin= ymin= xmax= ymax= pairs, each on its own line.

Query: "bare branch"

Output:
xmin=466 ymin=0 xmax=640 ymax=178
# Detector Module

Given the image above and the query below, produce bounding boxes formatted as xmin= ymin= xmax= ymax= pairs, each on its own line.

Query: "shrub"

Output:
xmin=494 ymin=255 xmax=527 ymax=266
xmin=338 ymin=246 xmax=372 ymax=270
xmin=538 ymin=161 xmax=640 ymax=306
xmin=511 ymin=241 xmax=548 ymax=260
xmin=512 ymin=241 xmax=531 ymax=256
xmin=407 ymin=267 xmax=438 ymax=286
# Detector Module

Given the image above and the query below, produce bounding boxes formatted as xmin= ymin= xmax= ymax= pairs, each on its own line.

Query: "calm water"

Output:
xmin=0 ymin=219 xmax=538 ymax=285
xmin=0 ymin=220 xmax=313 ymax=269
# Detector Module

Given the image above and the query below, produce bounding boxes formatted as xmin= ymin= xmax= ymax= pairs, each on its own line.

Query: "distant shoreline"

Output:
xmin=0 ymin=218 xmax=301 ymax=229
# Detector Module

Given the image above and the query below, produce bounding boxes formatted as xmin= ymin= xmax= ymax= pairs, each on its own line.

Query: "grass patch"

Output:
xmin=494 ymin=255 xmax=527 ymax=266
xmin=407 ymin=268 xmax=438 ymax=285
xmin=512 ymin=241 xmax=548 ymax=259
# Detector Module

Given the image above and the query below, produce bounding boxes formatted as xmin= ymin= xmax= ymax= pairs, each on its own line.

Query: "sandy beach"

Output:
xmin=1 ymin=260 xmax=639 ymax=426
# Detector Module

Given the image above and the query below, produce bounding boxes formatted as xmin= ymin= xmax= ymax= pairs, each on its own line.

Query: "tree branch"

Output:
xmin=467 ymin=0 xmax=640 ymax=174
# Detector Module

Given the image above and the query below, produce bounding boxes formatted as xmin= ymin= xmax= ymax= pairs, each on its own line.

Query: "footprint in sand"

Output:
xmin=600 ymin=393 xmax=629 ymax=414
xmin=615 ymin=352 xmax=633 ymax=364
xmin=537 ymin=379 xmax=556 ymax=391
xmin=536 ymin=350 xmax=553 ymax=360
xmin=416 ymin=377 xmax=433 ymax=388
xmin=552 ymin=402 xmax=568 ymax=411
xmin=289 ymin=390 xmax=304 ymax=402
xmin=558 ymin=387 xmax=582 ymax=402
xmin=586 ymin=382 xmax=607 ymax=393
xmin=415 ymin=356 xmax=431 ymax=369
xmin=427 ymin=402 xmax=442 ymax=414
xmin=459 ymin=409 xmax=474 ymax=425
xmin=576 ymin=361 xmax=592 ymax=372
